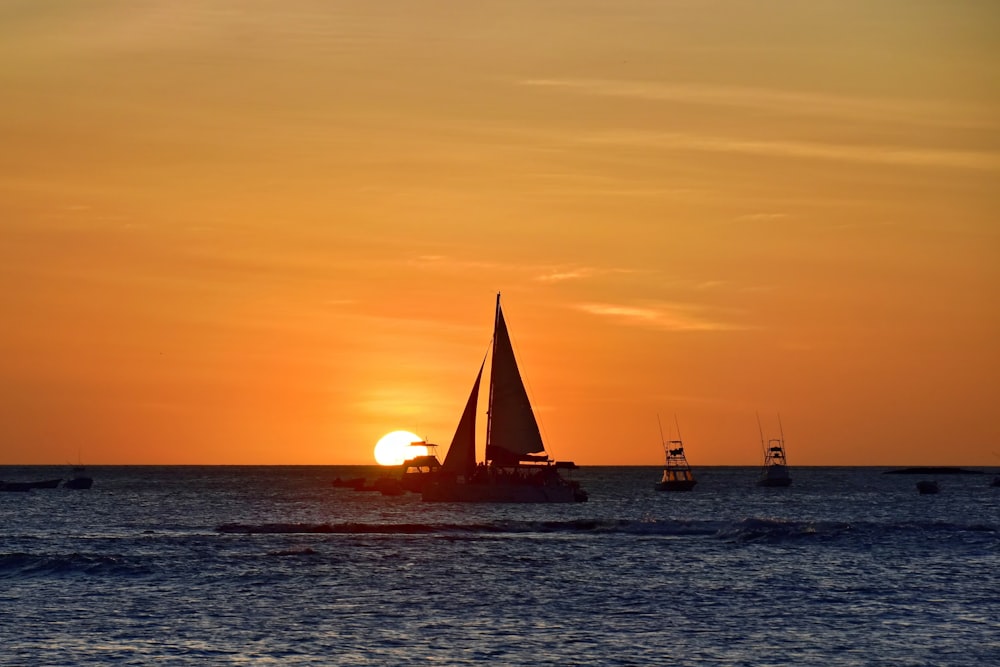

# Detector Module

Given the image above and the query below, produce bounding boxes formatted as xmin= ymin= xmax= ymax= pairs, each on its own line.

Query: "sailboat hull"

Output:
xmin=429 ymin=294 xmax=588 ymax=504
xmin=422 ymin=479 xmax=587 ymax=503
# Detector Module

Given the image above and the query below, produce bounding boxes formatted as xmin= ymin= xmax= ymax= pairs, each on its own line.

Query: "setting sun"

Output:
xmin=373 ymin=431 xmax=428 ymax=466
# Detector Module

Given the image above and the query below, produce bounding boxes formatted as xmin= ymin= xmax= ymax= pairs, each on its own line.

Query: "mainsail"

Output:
xmin=422 ymin=293 xmax=587 ymax=502
xmin=485 ymin=298 xmax=547 ymax=465
xmin=441 ymin=362 xmax=483 ymax=477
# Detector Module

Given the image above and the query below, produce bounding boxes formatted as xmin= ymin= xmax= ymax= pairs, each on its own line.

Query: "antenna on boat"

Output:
xmin=657 ymin=413 xmax=666 ymax=446
xmin=756 ymin=411 xmax=766 ymax=457
xmin=777 ymin=413 xmax=785 ymax=444
xmin=673 ymin=414 xmax=683 ymax=443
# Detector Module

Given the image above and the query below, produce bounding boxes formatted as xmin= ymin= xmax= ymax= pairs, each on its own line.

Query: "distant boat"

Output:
xmin=63 ymin=467 xmax=93 ymax=490
xmin=654 ymin=416 xmax=697 ymax=492
xmin=0 ymin=481 xmax=32 ymax=492
xmin=756 ymin=414 xmax=792 ymax=488
xmin=373 ymin=476 xmax=405 ymax=496
xmin=883 ymin=467 xmax=984 ymax=475
xmin=29 ymin=479 xmax=63 ymax=489
xmin=916 ymin=480 xmax=940 ymax=494
xmin=422 ymin=293 xmax=587 ymax=503
xmin=399 ymin=444 xmax=443 ymax=493
xmin=0 ymin=479 xmax=62 ymax=491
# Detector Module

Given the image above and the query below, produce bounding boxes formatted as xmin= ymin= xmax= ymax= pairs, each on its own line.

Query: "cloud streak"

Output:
xmin=521 ymin=78 xmax=998 ymax=131
xmin=536 ymin=268 xmax=596 ymax=282
xmin=580 ymin=130 xmax=1000 ymax=171
xmin=574 ymin=302 xmax=746 ymax=332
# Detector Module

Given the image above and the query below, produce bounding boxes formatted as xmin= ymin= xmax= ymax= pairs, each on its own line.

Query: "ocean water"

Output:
xmin=1 ymin=466 xmax=997 ymax=666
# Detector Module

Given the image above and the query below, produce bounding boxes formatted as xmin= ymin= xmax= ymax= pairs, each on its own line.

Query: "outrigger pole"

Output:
xmin=756 ymin=411 xmax=767 ymax=459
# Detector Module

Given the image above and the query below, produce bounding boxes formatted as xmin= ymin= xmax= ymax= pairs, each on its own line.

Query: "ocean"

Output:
xmin=1 ymin=466 xmax=997 ymax=666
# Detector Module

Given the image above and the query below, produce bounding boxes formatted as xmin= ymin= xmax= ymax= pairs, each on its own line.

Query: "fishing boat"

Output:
xmin=63 ymin=466 xmax=94 ymax=490
xmin=422 ymin=293 xmax=587 ymax=503
xmin=654 ymin=416 xmax=697 ymax=492
xmin=756 ymin=414 xmax=792 ymax=488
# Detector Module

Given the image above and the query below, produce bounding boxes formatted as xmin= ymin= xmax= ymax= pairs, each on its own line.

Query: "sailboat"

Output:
xmin=654 ymin=416 xmax=697 ymax=492
xmin=422 ymin=293 xmax=587 ymax=503
xmin=756 ymin=414 xmax=792 ymax=487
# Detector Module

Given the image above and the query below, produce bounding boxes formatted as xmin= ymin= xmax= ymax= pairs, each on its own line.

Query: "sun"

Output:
xmin=374 ymin=430 xmax=428 ymax=466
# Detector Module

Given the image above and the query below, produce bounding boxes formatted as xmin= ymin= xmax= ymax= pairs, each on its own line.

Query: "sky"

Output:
xmin=1 ymin=1 xmax=997 ymax=466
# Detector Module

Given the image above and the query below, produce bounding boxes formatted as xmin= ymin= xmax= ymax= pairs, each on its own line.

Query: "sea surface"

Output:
xmin=1 ymin=466 xmax=997 ymax=666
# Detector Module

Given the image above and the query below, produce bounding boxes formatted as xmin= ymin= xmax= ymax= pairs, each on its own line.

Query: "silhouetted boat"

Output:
xmin=0 ymin=479 xmax=63 ymax=491
xmin=757 ymin=414 xmax=792 ymax=488
xmin=29 ymin=479 xmax=63 ymax=489
xmin=63 ymin=467 xmax=93 ymax=489
xmin=883 ymin=467 xmax=984 ymax=475
xmin=331 ymin=477 xmax=366 ymax=490
xmin=654 ymin=416 xmax=696 ymax=492
xmin=0 ymin=481 xmax=32 ymax=492
xmin=423 ymin=293 xmax=587 ymax=503
xmin=374 ymin=476 xmax=405 ymax=496
xmin=916 ymin=480 xmax=940 ymax=494
xmin=399 ymin=445 xmax=443 ymax=493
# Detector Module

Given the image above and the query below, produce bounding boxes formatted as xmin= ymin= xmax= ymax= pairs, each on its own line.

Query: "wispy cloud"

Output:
xmin=536 ymin=267 xmax=596 ymax=282
xmin=521 ymin=78 xmax=998 ymax=130
xmin=410 ymin=256 xmax=644 ymax=285
xmin=574 ymin=302 xmax=746 ymax=332
xmin=407 ymin=255 xmax=508 ymax=272
xmin=580 ymin=130 xmax=1000 ymax=171
xmin=733 ymin=213 xmax=789 ymax=223
xmin=534 ymin=265 xmax=644 ymax=283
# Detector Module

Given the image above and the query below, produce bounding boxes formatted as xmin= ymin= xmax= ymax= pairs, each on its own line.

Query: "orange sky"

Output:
xmin=1 ymin=1 xmax=997 ymax=466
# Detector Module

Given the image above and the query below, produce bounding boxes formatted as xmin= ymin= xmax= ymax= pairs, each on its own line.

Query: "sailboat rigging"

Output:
xmin=423 ymin=293 xmax=587 ymax=503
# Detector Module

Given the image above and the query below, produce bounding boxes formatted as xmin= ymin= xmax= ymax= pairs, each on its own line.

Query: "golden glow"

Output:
xmin=374 ymin=431 xmax=428 ymax=466
xmin=0 ymin=3 xmax=996 ymax=466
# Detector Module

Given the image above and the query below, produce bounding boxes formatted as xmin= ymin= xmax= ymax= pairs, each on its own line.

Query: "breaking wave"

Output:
xmin=0 ymin=552 xmax=152 ymax=578
xmin=216 ymin=519 xmax=717 ymax=536
xmin=215 ymin=517 xmax=997 ymax=542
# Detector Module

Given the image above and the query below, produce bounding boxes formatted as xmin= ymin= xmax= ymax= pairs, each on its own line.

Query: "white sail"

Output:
xmin=486 ymin=299 xmax=546 ymax=464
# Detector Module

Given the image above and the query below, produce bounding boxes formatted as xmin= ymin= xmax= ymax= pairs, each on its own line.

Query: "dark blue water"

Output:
xmin=1 ymin=466 xmax=997 ymax=665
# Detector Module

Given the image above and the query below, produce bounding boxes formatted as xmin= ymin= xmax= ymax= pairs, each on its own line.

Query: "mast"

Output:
xmin=485 ymin=291 xmax=501 ymax=461
xmin=777 ymin=413 xmax=787 ymax=463
xmin=756 ymin=411 xmax=766 ymax=459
